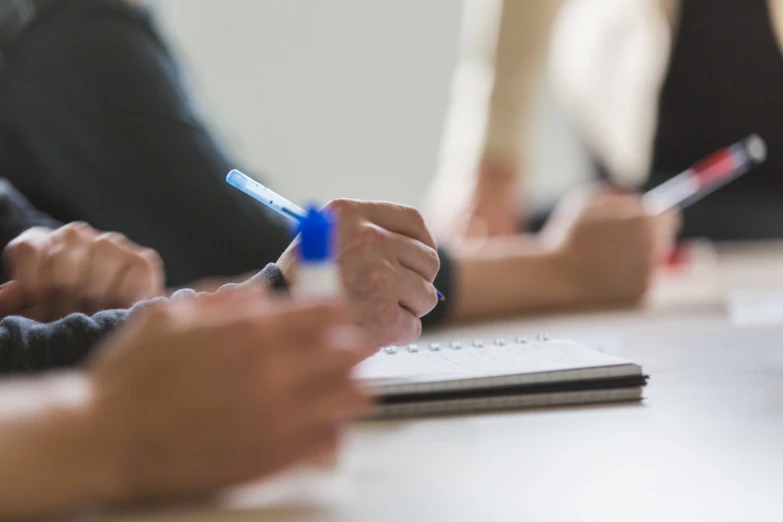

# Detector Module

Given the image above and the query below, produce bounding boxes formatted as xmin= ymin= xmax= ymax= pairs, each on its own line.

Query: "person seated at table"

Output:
xmin=426 ymin=0 xmax=783 ymax=242
xmin=0 ymin=181 xmax=677 ymax=375
xmin=0 ymin=0 xmax=678 ymax=340
xmin=0 ymin=285 xmax=372 ymax=521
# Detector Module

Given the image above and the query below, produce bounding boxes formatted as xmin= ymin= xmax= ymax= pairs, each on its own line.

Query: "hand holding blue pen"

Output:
xmin=227 ymin=169 xmax=445 ymax=303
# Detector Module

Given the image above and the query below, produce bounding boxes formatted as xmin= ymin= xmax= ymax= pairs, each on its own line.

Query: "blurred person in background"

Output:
xmin=0 ymin=0 xmax=677 ymax=334
xmin=427 ymin=0 xmax=783 ymax=242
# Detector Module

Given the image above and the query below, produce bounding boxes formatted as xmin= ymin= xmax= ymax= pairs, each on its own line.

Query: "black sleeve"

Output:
xmin=0 ymin=1 xmax=292 ymax=286
xmin=0 ymin=178 xmax=61 ymax=251
xmin=422 ymin=247 xmax=454 ymax=328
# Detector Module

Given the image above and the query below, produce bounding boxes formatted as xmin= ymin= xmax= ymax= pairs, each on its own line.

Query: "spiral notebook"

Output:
xmin=356 ymin=336 xmax=647 ymax=419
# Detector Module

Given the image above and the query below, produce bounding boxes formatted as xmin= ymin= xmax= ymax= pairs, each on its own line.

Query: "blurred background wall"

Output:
xmin=153 ymin=0 xmax=591 ymax=209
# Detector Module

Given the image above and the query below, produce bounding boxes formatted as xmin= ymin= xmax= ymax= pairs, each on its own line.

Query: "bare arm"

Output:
xmin=483 ymin=0 xmax=562 ymax=163
xmin=428 ymin=0 xmax=562 ymax=239
xmin=450 ymin=237 xmax=575 ymax=321
xmin=448 ymin=190 xmax=681 ymax=322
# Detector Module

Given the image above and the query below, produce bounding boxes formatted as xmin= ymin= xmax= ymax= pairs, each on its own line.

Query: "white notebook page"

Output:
xmin=356 ymin=338 xmax=639 ymax=394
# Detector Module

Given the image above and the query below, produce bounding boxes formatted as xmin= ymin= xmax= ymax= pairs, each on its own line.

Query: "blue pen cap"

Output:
xmin=298 ymin=205 xmax=335 ymax=262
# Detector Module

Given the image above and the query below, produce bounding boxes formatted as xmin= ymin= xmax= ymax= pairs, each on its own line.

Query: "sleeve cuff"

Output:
xmin=254 ymin=263 xmax=290 ymax=294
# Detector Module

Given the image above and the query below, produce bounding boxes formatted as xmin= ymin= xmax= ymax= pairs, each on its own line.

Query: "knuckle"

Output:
xmin=5 ymin=239 xmax=39 ymax=259
xmin=356 ymin=224 xmax=385 ymax=248
xmin=96 ymin=231 xmax=127 ymax=245
xmin=369 ymin=260 xmax=396 ymax=292
xmin=58 ymin=224 xmax=89 ymax=243
xmin=403 ymin=204 xmax=426 ymax=226
xmin=93 ymin=234 xmax=122 ymax=252
xmin=325 ymin=198 xmax=356 ymax=216
xmin=375 ymin=300 xmax=400 ymax=333
xmin=387 ymin=316 xmax=421 ymax=347
xmin=134 ymin=248 xmax=163 ymax=272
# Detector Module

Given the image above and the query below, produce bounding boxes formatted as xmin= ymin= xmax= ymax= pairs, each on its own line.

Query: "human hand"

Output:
xmin=1 ymin=223 xmax=164 ymax=320
xmin=424 ymin=153 xmax=520 ymax=242
xmin=542 ymin=187 xmax=680 ymax=304
xmin=277 ymin=199 xmax=441 ymax=348
xmin=85 ymin=286 xmax=371 ymax=505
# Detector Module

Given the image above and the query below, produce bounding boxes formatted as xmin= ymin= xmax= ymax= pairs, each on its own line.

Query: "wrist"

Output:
xmin=451 ymin=237 xmax=574 ymax=320
xmin=476 ymin=151 xmax=518 ymax=190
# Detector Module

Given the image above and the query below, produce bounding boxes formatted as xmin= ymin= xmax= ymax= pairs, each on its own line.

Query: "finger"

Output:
xmin=107 ymin=250 xmax=164 ymax=308
xmin=209 ymin=281 xmax=271 ymax=305
xmin=293 ymin=339 xmax=371 ymax=418
xmin=391 ymin=307 xmax=421 ymax=347
xmin=44 ymin=234 xmax=92 ymax=320
xmin=300 ymin=379 xmax=371 ymax=424
xmin=273 ymin=327 xmax=369 ymax=408
xmin=234 ymin=300 xmax=348 ymax=355
xmin=352 ymin=201 xmax=437 ymax=250
xmin=395 ymin=265 xmax=438 ymax=319
xmin=44 ymin=227 xmax=91 ymax=292
xmin=82 ymin=244 xmax=133 ymax=312
xmin=3 ymin=233 xmax=49 ymax=296
xmin=299 ymin=325 xmax=371 ymax=373
xmin=160 ymin=284 xmax=275 ymax=334
xmin=0 ymin=281 xmax=31 ymax=318
xmin=389 ymin=232 xmax=440 ymax=282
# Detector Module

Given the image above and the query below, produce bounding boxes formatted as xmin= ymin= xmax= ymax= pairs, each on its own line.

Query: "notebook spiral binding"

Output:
xmin=380 ymin=334 xmax=552 ymax=355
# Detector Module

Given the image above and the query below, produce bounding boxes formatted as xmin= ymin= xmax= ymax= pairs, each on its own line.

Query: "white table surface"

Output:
xmin=101 ymin=242 xmax=783 ymax=522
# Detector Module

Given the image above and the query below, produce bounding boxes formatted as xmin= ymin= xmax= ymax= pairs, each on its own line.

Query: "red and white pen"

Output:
xmin=642 ymin=134 xmax=767 ymax=215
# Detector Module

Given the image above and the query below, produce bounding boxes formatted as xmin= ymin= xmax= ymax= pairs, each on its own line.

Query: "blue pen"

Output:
xmin=226 ymin=169 xmax=445 ymax=301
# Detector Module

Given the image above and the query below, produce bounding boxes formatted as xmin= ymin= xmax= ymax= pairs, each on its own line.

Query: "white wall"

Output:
xmin=154 ymin=0 xmax=590 ymax=210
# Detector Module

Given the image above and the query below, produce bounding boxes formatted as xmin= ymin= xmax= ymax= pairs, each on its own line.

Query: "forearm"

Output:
xmin=0 ymin=373 xmax=117 ymax=520
xmin=444 ymin=0 xmax=560 ymax=167
xmin=449 ymin=236 xmax=579 ymax=321
xmin=484 ymin=0 xmax=561 ymax=159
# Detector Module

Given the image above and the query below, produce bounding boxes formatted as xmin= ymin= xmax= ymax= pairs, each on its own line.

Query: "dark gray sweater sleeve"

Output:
xmin=0 ymin=299 xmax=157 ymax=375
xmin=0 ymin=264 xmax=286 ymax=375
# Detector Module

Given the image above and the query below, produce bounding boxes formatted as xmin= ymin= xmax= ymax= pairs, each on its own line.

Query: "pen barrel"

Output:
xmin=295 ymin=263 xmax=343 ymax=298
